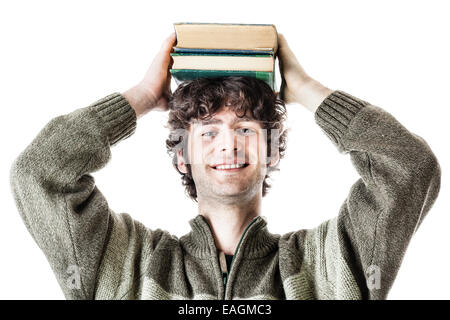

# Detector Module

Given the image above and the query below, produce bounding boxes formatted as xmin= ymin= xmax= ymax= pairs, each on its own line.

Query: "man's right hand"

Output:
xmin=123 ymin=33 xmax=177 ymax=118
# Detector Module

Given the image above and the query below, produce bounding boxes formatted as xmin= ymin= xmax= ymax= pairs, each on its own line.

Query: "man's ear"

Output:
xmin=268 ymin=149 xmax=280 ymax=168
xmin=177 ymin=149 xmax=188 ymax=174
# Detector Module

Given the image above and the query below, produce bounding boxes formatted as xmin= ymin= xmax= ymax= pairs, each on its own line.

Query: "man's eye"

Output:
xmin=202 ymin=131 xmax=217 ymax=137
xmin=236 ymin=128 xmax=256 ymax=136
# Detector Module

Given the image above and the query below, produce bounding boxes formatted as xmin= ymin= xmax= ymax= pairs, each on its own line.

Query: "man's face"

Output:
xmin=177 ymin=106 xmax=278 ymax=202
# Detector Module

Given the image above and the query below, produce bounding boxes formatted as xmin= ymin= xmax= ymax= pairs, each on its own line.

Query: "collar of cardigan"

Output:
xmin=180 ymin=214 xmax=279 ymax=259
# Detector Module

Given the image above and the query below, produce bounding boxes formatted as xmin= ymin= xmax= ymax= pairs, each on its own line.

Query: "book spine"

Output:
xmin=173 ymin=47 xmax=274 ymax=55
xmin=171 ymin=53 xmax=273 ymax=58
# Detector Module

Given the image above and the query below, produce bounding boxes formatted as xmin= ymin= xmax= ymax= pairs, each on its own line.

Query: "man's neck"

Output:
xmin=197 ymin=194 xmax=261 ymax=255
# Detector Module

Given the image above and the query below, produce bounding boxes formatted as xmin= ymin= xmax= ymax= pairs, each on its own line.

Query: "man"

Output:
xmin=10 ymin=33 xmax=441 ymax=300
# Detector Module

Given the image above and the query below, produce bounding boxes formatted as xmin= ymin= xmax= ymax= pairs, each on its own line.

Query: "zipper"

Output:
xmin=220 ymin=217 xmax=259 ymax=297
xmin=219 ymin=251 xmax=228 ymax=286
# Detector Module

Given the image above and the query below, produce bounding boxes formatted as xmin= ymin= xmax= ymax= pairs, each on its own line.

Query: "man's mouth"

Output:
xmin=211 ymin=163 xmax=249 ymax=171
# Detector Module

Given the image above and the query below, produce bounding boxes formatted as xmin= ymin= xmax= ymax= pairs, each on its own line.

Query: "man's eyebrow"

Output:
xmin=195 ymin=117 xmax=255 ymax=126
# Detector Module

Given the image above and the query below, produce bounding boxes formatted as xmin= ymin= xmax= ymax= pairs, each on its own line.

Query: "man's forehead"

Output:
xmin=192 ymin=116 xmax=257 ymax=126
xmin=190 ymin=107 xmax=259 ymax=126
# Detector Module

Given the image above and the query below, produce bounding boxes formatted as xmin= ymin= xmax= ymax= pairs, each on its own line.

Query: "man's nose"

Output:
xmin=219 ymin=129 xmax=242 ymax=153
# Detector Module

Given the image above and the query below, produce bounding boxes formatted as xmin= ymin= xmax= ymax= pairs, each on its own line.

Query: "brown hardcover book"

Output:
xmin=173 ymin=22 xmax=278 ymax=53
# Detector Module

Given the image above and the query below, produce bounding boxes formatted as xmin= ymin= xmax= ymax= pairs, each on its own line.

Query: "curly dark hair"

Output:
xmin=165 ymin=76 xmax=288 ymax=201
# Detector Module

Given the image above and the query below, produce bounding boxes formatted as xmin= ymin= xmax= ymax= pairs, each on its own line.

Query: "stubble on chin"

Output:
xmin=194 ymin=164 xmax=266 ymax=203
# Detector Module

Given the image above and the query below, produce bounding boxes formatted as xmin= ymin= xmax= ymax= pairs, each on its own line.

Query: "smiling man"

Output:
xmin=10 ymin=33 xmax=441 ymax=300
xmin=166 ymin=77 xmax=285 ymax=259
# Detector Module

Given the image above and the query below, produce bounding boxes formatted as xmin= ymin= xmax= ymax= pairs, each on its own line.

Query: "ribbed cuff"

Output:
xmin=90 ymin=93 xmax=137 ymax=146
xmin=314 ymin=90 xmax=369 ymax=146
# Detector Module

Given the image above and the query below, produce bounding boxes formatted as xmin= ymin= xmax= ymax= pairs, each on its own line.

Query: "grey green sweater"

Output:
xmin=10 ymin=90 xmax=441 ymax=300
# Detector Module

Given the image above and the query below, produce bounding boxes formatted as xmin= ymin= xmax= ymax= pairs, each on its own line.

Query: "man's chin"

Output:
xmin=209 ymin=185 xmax=258 ymax=201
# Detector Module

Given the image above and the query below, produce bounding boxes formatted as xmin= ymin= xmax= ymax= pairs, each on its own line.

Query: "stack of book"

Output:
xmin=170 ymin=23 xmax=278 ymax=90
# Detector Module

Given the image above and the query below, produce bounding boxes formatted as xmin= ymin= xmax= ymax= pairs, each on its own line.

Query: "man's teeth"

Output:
xmin=215 ymin=164 xmax=246 ymax=170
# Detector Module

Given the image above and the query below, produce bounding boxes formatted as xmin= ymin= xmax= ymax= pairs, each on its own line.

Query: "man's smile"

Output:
xmin=209 ymin=163 xmax=250 ymax=173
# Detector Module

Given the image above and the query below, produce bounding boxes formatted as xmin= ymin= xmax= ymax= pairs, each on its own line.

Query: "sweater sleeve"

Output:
xmin=10 ymin=93 xmax=140 ymax=299
xmin=313 ymin=90 xmax=441 ymax=299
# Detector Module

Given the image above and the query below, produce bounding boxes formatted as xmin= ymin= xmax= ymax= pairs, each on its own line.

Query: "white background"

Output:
xmin=1 ymin=0 xmax=448 ymax=299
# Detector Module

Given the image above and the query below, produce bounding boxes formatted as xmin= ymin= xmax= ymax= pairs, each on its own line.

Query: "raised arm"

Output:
xmin=277 ymin=34 xmax=441 ymax=299
xmin=10 ymin=33 xmax=176 ymax=299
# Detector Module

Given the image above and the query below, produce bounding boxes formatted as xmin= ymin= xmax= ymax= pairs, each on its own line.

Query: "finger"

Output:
xmin=150 ymin=49 xmax=172 ymax=78
xmin=277 ymin=33 xmax=296 ymax=59
xmin=161 ymin=32 xmax=177 ymax=52
xmin=277 ymin=33 xmax=285 ymax=48
xmin=150 ymin=34 xmax=176 ymax=71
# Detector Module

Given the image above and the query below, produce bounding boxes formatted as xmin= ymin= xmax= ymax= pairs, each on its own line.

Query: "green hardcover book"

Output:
xmin=170 ymin=69 xmax=275 ymax=90
xmin=171 ymin=53 xmax=274 ymax=72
